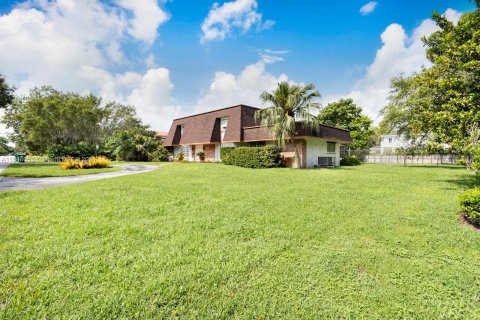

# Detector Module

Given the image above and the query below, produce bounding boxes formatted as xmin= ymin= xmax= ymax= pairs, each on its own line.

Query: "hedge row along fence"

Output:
xmin=221 ymin=146 xmax=282 ymax=169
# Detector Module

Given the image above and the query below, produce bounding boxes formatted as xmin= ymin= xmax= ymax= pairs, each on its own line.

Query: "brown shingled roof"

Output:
xmin=163 ymin=104 xmax=352 ymax=146
xmin=163 ymin=105 xmax=259 ymax=146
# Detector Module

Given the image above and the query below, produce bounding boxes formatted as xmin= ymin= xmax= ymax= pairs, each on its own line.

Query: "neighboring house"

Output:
xmin=370 ymin=134 xmax=408 ymax=154
xmin=163 ymin=105 xmax=352 ymax=168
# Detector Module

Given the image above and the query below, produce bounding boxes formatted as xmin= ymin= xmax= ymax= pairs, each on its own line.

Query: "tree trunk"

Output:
xmin=293 ymin=140 xmax=301 ymax=168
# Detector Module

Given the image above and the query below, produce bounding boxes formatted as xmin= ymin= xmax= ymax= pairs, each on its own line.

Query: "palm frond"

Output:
xmin=256 ymin=81 xmax=321 ymax=147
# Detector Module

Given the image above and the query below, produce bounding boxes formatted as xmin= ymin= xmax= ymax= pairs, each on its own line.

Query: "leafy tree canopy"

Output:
xmin=0 ymin=136 xmax=13 ymax=155
xmin=0 ymin=74 xmax=14 ymax=109
xmin=380 ymin=10 xmax=480 ymax=154
xmin=318 ymin=98 xmax=374 ymax=150
xmin=1 ymin=86 xmax=146 ymax=154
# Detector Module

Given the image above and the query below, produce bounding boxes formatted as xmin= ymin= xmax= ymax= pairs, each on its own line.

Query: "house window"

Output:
xmin=248 ymin=141 xmax=266 ymax=147
xmin=180 ymin=125 xmax=185 ymax=136
xmin=327 ymin=142 xmax=336 ymax=153
xmin=388 ymin=138 xmax=392 ymax=143
xmin=220 ymin=117 xmax=228 ymax=142
xmin=181 ymin=145 xmax=191 ymax=159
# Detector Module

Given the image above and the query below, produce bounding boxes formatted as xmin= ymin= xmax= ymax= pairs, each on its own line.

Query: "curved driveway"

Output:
xmin=0 ymin=164 xmax=159 ymax=192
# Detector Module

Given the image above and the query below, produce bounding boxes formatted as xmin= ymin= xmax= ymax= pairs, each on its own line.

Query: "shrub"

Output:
xmin=149 ymin=146 xmax=170 ymax=162
xmin=224 ymin=146 xmax=282 ymax=169
xmin=60 ymin=156 xmax=111 ymax=170
xmin=340 ymin=155 xmax=361 ymax=166
xmin=175 ymin=152 xmax=184 ymax=161
xmin=220 ymin=147 xmax=236 ymax=164
xmin=457 ymin=157 xmax=467 ymax=166
xmin=196 ymin=151 xmax=205 ymax=161
xmin=85 ymin=156 xmax=111 ymax=168
xmin=459 ymin=188 xmax=480 ymax=226
xmin=47 ymin=143 xmax=99 ymax=159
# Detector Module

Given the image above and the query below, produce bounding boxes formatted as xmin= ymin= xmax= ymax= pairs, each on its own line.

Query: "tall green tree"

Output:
xmin=318 ymin=98 xmax=374 ymax=150
xmin=1 ymin=86 xmax=146 ymax=155
xmin=381 ymin=9 xmax=480 ymax=154
xmin=0 ymin=74 xmax=14 ymax=109
xmin=0 ymin=136 xmax=12 ymax=155
xmin=106 ymin=128 xmax=168 ymax=161
xmin=255 ymin=82 xmax=321 ymax=167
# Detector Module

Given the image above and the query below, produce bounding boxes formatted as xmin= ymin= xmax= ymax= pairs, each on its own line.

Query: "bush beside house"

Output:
xmin=222 ymin=146 xmax=282 ymax=168
xmin=340 ymin=155 xmax=362 ymax=166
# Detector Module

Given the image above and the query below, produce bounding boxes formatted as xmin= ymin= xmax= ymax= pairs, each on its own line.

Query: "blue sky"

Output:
xmin=0 ymin=0 xmax=475 ymax=130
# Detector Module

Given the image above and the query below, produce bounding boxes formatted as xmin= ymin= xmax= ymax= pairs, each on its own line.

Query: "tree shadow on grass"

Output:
xmin=438 ymin=173 xmax=480 ymax=190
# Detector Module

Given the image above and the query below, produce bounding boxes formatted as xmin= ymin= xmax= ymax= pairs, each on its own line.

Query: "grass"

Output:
xmin=0 ymin=163 xmax=121 ymax=178
xmin=1 ymin=164 xmax=480 ymax=319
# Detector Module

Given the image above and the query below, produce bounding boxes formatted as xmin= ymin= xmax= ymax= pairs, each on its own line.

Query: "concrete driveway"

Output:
xmin=0 ymin=164 xmax=159 ymax=192
xmin=0 ymin=162 xmax=11 ymax=174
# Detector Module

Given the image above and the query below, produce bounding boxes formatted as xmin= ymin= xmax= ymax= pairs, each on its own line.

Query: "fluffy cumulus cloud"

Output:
xmin=200 ymin=0 xmax=274 ymax=43
xmin=195 ymin=60 xmax=299 ymax=112
xmin=0 ymin=0 xmax=177 ymax=130
xmin=327 ymin=8 xmax=462 ymax=122
xmin=360 ymin=1 xmax=378 ymax=15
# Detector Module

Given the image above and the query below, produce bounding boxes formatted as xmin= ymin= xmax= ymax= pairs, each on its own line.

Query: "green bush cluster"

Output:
xmin=340 ymin=155 xmax=361 ymax=166
xmin=220 ymin=147 xmax=236 ymax=163
xmin=222 ymin=146 xmax=282 ymax=168
xmin=459 ymin=188 xmax=480 ymax=226
xmin=149 ymin=147 xmax=170 ymax=162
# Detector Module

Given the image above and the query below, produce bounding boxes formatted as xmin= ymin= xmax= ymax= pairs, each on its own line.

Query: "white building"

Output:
xmin=371 ymin=134 xmax=408 ymax=154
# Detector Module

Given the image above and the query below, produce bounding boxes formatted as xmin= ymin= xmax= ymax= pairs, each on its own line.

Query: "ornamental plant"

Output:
xmin=196 ymin=151 xmax=205 ymax=161
xmin=60 ymin=156 xmax=111 ymax=170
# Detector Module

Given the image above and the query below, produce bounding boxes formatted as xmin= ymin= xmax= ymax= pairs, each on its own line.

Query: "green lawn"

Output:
xmin=0 ymin=163 xmax=121 ymax=178
xmin=1 ymin=164 xmax=480 ymax=319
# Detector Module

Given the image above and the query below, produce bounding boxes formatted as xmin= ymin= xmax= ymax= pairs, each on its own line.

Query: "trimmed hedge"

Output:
xmin=340 ymin=155 xmax=362 ymax=166
xmin=220 ymin=147 xmax=236 ymax=164
xmin=459 ymin=188 xmax=480 ymax=226
xmin=222 ymin=146 xmax=282 ymax=168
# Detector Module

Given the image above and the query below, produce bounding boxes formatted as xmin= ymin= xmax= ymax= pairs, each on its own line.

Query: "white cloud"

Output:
xmin=196 ymin=60 xmax=300 ymax=113
xmin=327 ymin=8 xmax=462 ymax=122
xmin=200 ymin=0 xmax=274 ymax=43
xmin=257 ymin=48 xmax=289 ymax=64
xmin=360 ymin=1 xmax=378 ymax=15
xmin=115 ymin=0 xmax=169 ymax=44
xmin=126 ymin=68 xmax=182 ymax=130
xmin=0 ymin=0 xmax=176 ymax=130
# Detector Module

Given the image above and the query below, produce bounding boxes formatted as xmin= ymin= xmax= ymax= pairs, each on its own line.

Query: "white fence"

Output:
xmin=364 ymin=154 xmax=459 ymax=165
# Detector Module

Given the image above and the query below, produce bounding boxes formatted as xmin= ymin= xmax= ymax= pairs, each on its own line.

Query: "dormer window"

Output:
xmin=220 ymin=117 xmax=228 ymax=142
xmin=181 ymin=125 xmax=184 ymax=136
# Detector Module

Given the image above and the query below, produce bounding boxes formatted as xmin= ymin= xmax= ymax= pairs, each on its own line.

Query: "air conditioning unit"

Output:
xmin=318 ymin=156 xmax=335 ymax=167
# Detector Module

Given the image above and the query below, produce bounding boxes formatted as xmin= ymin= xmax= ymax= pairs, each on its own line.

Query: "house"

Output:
xmin=370 ymin=134 xmax=408 ymax=154
xmin=163 ymin=105 xmax=352 ymax=168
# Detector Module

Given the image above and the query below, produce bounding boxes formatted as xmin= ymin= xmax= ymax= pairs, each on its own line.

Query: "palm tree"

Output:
xmin=255 ymin=82 xmax=321 ymax=168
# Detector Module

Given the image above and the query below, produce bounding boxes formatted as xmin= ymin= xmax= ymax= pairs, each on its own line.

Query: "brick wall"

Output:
xmin=204 ymin=144 xmax=215 ymax=160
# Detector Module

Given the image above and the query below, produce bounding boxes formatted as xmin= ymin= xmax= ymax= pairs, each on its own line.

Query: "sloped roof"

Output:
xmin=163 ymin=104 xmax=352 ymax=146
xmin=163 ymin=105 xmax=259 ymax=146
